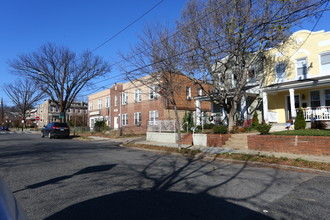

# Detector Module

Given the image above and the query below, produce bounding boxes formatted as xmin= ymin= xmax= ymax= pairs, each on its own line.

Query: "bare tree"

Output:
xmin=120 ymin=24 xmax=188 ymax=148
xmin=3 ymin=79 xmax=46 ymax=131
xmin=178 ymin=0 xmax=327 ymax=130
xmin=8 ymin=43 xmax=111 ymax=122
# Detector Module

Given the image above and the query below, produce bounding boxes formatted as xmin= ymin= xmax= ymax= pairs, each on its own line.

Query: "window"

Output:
xmin=134 ymin=112 xmax=141 ymax=125
xmin=67 ymin=108 xmax=71 ymax=113
xmin=310 ymin=91 xmax=320 ymax=108
xmin=122 ymin=114 xmax=128 ymax=126
xmin=275 ymin=62 xmax=286 ymax=79
xmin=149 ymin=110 xmax=159 ymax=125
xmin=325 ymin=89 xmax=330 ymax=106
xmin=134 ymin=89 xmax=142 ymax=102
xmin=89 ymin=102 xmax=93 ymax=111
xmin=149 ymin=85 xmax=159 ymax=100
xmin=114 ymin=96 xmax=118 ymax=106
xmin=98 ymin=99 xmax=102 ymax=109
xmin=121 ymin=92 xmax=128 ymax=105
xmin=296 ymin=58 xmax=307 ymax=76
xmin=197 ymin=89 xmax=202 ymax=96
xmin=186 ymin=87 xmax=191 ymax=99
xmin=106 ymin=97 xmax=110 ymax=108
xmin=320 ymin=52 xmax=330 ymax=73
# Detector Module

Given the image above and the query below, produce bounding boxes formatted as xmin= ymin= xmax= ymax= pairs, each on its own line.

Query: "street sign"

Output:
xmin=59 ymin=112 xmax=65 ymax=119
xmin=36 ymin=116 xmax=40 ymax=121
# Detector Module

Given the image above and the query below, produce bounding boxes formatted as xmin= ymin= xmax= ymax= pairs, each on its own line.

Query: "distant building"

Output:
xmin=36 ymin=100 xmax=88 ymax=127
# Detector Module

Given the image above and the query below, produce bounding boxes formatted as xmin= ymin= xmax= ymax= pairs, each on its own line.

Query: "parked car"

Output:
xmin=0 ymin=126 xmax=9 ymax=131
xmin=41 ymin=122 xmax=70 ymax=139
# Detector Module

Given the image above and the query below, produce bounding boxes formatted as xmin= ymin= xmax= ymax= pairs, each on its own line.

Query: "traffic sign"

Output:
xmin=36 ymin=116 xmax=40 ymax=121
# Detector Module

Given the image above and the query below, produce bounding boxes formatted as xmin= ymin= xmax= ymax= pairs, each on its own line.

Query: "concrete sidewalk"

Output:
xmin=70 ymin=134 xmax=330 ymax=164
xmin=135 ymin=141 xmax=330 ymax=163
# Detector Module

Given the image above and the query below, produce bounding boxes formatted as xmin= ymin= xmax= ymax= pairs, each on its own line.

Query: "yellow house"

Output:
xmin=263 ymin=30 xmax=330 ymax=124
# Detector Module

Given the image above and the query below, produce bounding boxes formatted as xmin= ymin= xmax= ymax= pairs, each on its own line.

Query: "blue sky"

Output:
xmin=0 ymin=0 xmax=329 ymax=106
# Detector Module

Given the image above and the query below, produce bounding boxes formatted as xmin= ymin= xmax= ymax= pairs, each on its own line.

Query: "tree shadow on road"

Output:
xmin=13 ymin=164 xmax=117 ymax=193
xmin=44 ymin=155 xmax=279 ymax=220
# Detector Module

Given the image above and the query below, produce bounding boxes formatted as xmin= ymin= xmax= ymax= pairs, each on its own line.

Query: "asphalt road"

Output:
xmin=0 ymin=131 xmax=330 ymax=220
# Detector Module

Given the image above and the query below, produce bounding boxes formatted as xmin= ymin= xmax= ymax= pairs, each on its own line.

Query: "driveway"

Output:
xmin=0 ymin=132 xmax=330 ymax=219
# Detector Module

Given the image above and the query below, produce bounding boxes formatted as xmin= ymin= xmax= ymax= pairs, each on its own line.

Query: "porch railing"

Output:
xmin=299 ymin=107 xmax=330 ymax=121
xmin=268 ymin=111 xmax=278 ymax=123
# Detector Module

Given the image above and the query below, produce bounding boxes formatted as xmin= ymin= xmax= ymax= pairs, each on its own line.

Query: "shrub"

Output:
xmin=256 ymin=123 xmax=272 ymax=135
xmin=212 ymin=125 xmax=228 ymax=134
xmin=93 ymin=120 xmax=107 ymax=132
xmin=182 ymin=111 xmax=194 ymax=132
xmin=203 ymin=123 xmax=215 ymax=129
xmin=311 ymin=120 xmax=328 ymax=130
xmin=252 ymin=111 xmax=259 ymax=128
xmin=294 ymin=107 xmax=306 ymax=130
xmin=243 ymin=119 xmax=252 ymax=128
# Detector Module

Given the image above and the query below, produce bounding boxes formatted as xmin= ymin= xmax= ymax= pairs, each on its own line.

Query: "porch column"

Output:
xmin=289 ymin=89 xmax=296 ymax=118
xmin=240 ymin=95 xmax=247 ymax=120
xmin=263 ymin=92 xmax=269 ymax=123
xmin=195 ymin=100 xmax=201 ymax=126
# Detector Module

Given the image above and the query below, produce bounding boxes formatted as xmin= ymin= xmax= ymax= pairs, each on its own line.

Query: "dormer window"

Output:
xmin=296 ymin=58 xmax=307 ymax=77
xmin=275 ymin=62 xmax=286 ymax=80
xmin=320 ymin=52 xmax=330 ymax=74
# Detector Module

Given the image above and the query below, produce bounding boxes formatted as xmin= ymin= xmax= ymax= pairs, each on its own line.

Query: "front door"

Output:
xmin=114 ymin=117 xmax=118 ymax=130
xmin=286 ymin=95 xmax=300 ymax=120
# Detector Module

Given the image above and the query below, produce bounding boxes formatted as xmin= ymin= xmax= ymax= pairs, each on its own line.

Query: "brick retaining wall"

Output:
xmin=178 ymin=133 xmax=230 ymax=147
xmin=180 ymin=133 xmax=193 ymax=145
xmin=248 ymin=135 xmax=330 ymax=156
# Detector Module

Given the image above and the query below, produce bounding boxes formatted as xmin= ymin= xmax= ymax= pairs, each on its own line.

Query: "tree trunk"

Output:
xmin=227 ymin=101 xmax=237 ymax=132
xmin=173 ymin=104 xmax=182 ymax=150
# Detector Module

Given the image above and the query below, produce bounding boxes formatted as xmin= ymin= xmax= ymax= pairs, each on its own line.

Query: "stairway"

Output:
xmin=270 ymin=123 xmax=287 ymax=132
xmin=222 ymin=133 xmax=257 ymax=150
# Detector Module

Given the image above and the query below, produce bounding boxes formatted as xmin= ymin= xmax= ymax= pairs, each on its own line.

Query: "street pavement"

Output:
xmin=1 ymin=132 xmax=330 ymax=219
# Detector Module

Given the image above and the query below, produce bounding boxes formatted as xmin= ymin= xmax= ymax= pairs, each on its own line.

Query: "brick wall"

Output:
xmin=248 ymin=135 xmax=330 ymax=156
xmin=180 ymin=133 xmax=193 ymax=145
xmin=178 ymin=133 xmax=230 ymax=147
xmin=207 ymin=134 xmax=231 ymax=147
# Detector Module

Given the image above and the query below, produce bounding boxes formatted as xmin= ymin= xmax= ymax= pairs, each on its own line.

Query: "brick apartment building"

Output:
xmin=88 ymin=73 xmax=211 ymax=133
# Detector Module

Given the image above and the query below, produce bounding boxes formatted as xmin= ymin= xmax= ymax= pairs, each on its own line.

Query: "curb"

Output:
xmin=126 ymin=142 xmax=330 ymax=175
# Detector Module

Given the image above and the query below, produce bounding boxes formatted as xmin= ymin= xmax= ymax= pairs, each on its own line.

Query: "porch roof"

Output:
xmin=264 ymin=75 xmax=330 ymax=93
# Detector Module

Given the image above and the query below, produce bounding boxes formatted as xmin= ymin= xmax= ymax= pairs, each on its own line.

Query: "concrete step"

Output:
xmin=223 ymin=133 xmax=252 ymax=149
xmin=270 ymin=123 xmax=287 ymax=132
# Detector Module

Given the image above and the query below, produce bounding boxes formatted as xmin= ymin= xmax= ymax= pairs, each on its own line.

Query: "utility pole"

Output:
xmin=1 ymin=97 xmax=4 ymax=125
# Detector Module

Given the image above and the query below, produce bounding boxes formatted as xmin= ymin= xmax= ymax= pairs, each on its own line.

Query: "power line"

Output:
xmin=90 ymin=0 xmax=165 ymax=53
xmin=83 ymin=1 xmax=329 ymax=97
xmin=290 ymin=0 xmax=329 ymax=57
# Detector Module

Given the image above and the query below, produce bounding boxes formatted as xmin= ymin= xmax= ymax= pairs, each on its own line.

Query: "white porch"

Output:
xmin=263 ymin=75 xmax=330 ymax=123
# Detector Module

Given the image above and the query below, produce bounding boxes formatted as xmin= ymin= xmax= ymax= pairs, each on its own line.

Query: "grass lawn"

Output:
xmin=271 ymin=129 xmax=330 ymax=136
